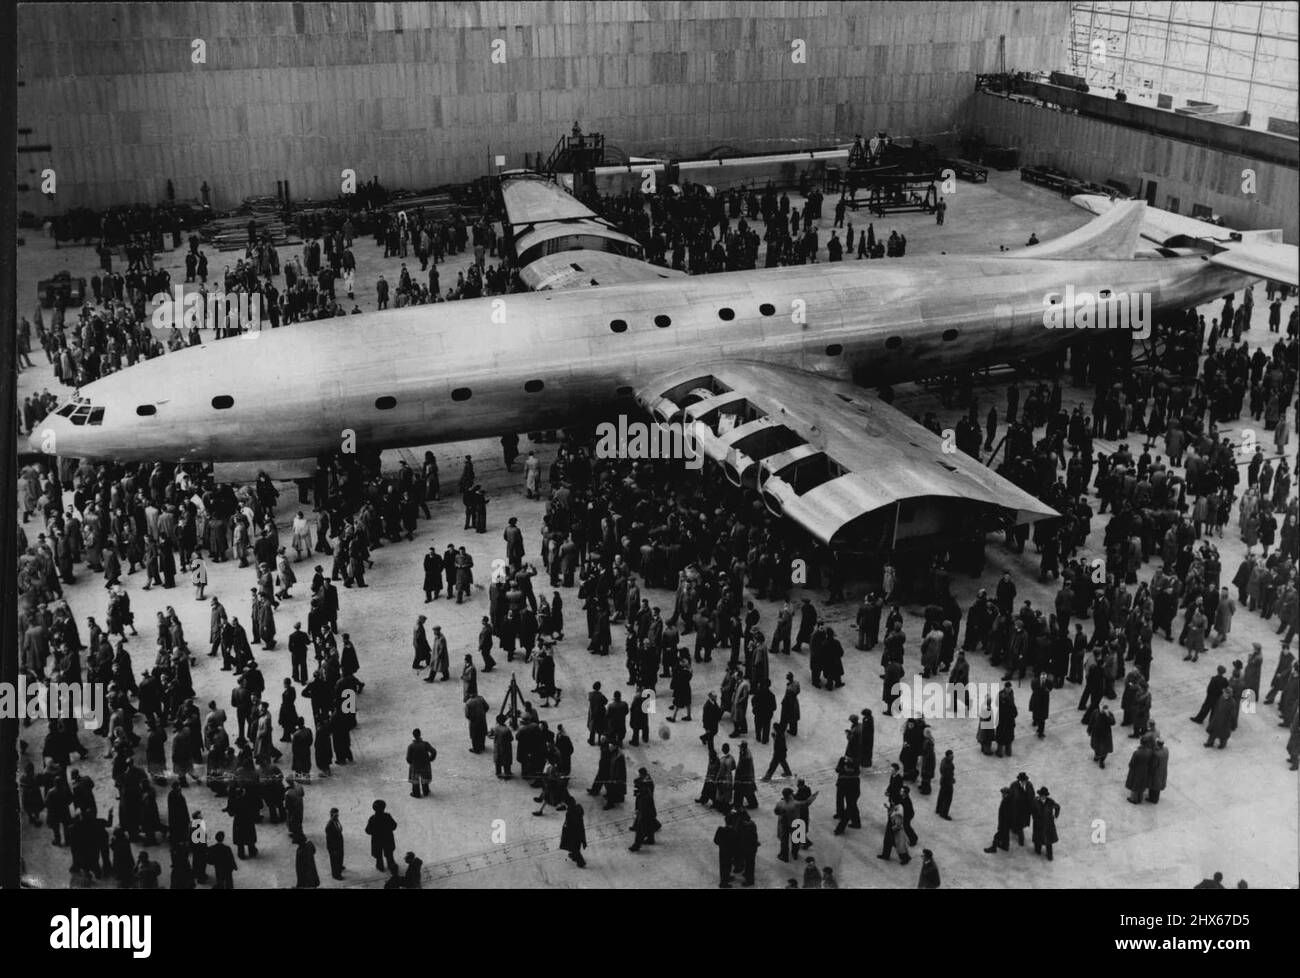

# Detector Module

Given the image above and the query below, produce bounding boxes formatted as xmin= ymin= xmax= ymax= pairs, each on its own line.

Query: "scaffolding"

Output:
xmin=1069 ymin=2 xmax=1299 ymax=126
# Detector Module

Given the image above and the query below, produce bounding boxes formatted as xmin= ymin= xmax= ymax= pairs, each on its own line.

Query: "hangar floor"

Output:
xmin=15 ymin=169 xmax=1298 ymax=888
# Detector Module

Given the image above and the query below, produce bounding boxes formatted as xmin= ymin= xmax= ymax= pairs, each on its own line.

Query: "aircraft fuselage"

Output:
xmin=33 ymin=255 xmax=1249 ymax=464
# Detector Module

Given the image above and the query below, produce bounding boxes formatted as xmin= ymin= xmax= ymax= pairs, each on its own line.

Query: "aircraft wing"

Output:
xmin=635 ymin=362 xmax=1057 ymax=546
xmin=503 ymin=173 xmax=688 ymax=291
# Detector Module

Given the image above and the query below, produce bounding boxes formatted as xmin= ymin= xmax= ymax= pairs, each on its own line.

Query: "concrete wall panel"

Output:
xmin=18 ymin=0 xmax=1068 ymax=210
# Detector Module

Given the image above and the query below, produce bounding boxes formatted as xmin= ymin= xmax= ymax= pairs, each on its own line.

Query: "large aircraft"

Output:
xmin=31 ymin=178 xmax=1277 ymax=548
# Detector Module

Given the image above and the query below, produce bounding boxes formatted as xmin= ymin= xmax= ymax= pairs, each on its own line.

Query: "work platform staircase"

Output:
xmin=542 ymin=127 xmax=606 ymax=175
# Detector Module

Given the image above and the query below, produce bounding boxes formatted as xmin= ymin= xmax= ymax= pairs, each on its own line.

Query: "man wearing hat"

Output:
xmin=423 ymin=546 xmax=443 ymax=602
xmin=431 ymin=625 xmax=450 ymax=680
xmin=504 ymin=516 xmax=525 ymax=569
xmin=1008 ymin=772 xmax=1035 ymax=846
xmin=208 ymin=596 xmax=227 ymax=659
xmin=364 ymin=799 xmax=398 ymax=873
xmin=406 ymin=729 xmax=436 ymax=798
xmin=1031 ymin=786 xmax=1060 ymax=860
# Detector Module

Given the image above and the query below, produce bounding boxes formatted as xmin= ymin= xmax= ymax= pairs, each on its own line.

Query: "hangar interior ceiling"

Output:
xmin=1069 ymin=1 xmax=1299 ymax=126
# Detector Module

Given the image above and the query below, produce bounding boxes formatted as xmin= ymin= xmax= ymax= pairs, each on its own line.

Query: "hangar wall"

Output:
xmin=17 ymin=1 xmax=1070 ymax=211
xmin=967 ymin=92 xmax=1300 ymax=243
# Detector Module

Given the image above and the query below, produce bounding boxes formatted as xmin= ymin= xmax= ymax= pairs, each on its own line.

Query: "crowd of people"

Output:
xmin=15 ymin=168 xmax=1300 ymax=887
xmin=594 ymin=178 xmax=909 ymax=274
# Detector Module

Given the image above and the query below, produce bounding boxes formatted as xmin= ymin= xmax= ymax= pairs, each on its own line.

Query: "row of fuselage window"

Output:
xmin=131 ymin=321 xmax=961 ymax=418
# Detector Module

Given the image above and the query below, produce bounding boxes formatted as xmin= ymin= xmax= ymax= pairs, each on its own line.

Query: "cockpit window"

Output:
xmin=58 ymin=395 xmax=102 ymax=426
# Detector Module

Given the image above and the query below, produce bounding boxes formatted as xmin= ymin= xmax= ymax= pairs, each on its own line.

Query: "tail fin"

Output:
xmin=1001 ymin=200 xmax=1147 ymax=261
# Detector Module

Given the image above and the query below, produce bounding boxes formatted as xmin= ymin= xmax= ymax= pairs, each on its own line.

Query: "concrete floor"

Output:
xmin=15 ymin=170 xmax=1299 ymax=889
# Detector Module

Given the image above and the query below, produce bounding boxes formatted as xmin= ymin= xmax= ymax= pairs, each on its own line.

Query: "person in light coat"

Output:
xmin=191 ymin=558 xmax=208 ymax=601
xmin=524 ymin=452 xmax=542 ymax=499
xmin=291 ymin=512 xmax=313 ymax=561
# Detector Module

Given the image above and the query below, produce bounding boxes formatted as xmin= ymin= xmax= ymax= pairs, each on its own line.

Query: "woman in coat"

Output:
xmin=1182 ymin=604 xmax=1207 ymax=662
xmin=1030 ymin=788 xmax=1060 ymax=859
xmin=889 ymin=802 xmax=910 ymax=863
xmin=295 ymin=838 xmax=321 ymax=888
xmin=670 ymin=661 xmax=692 ymax=722
xmin=461 ymin=658 xmax=478 ymax=702
xmin=533 ymin=646 xmax=558 ymax=705
xmin=550 ymin=592 xmax=564 ymax=640
xmin=191 ymin=558 xmax=208 ymax=601
xmin=1243 ymin=510 xmax=1261 ymax=548
xmin=1089 ymin=704 xmax=1115 ymax=767
xmin=291 ymin=512 xmax=313 ymax=561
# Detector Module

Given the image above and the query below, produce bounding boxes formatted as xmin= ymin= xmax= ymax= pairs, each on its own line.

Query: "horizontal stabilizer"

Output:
xmin=1206 ymin=240 xmax=1300 ymax=288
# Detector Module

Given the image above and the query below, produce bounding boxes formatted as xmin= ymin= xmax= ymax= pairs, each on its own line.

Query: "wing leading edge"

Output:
xmin=635 ymin=363 xmax=1058 ymax=547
